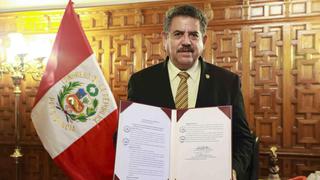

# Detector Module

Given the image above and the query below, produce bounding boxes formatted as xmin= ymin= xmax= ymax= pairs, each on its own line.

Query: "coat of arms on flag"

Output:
xmin=46 ymin=69 xmax=114 ymax=132
xmin=56 ymin=80 xmax=103 ymax=123
xmin=58 ymin=82 xmax=99 ymax=121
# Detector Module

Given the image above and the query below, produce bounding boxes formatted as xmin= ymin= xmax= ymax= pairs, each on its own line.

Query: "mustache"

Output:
xmin=177 ymin=46 xmax=194 ymax=53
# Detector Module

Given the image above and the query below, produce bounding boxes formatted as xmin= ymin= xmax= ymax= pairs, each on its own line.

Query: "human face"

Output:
xmin=163 ymin=16 xmax=207 ymax=70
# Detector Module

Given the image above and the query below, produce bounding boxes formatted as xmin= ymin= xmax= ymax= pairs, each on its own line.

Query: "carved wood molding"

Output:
xmin=0 ymin=1 xmax=319 ymax=33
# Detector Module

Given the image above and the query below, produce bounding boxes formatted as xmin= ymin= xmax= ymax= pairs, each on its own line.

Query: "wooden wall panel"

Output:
xmin=0 ymin=146 xmax=15 ymax=180
xmin=108 ymin=33 xmax=139 ymax=103
xmin=143 ymin=32 xmax=166 ymax=68
xmin=250 ymin=24 xmax=284 ymax=148
xmin=291 ymin=22 xmax=320 ymax=152
xmin=21 ymin=79 xmax=40 ymax=143
xmin=0 ymin=76 xmax=15 ymax=144
xmin=0 ymin=0 xmax=319 ymax=179
xmin=211 ymin=29 xmax=243 ymax=75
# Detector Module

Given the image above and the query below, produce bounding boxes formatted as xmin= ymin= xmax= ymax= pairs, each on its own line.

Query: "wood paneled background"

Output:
xmin=0 ymin=0 xmax=320 ymax=179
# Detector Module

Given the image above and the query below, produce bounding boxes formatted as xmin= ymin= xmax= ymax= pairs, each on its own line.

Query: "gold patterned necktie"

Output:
xmin=175 ymin=72 xmax=190 ymax=109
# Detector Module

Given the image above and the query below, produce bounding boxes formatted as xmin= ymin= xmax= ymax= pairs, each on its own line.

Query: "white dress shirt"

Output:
xmin=168 ymin=59 xmax=201 ymax=108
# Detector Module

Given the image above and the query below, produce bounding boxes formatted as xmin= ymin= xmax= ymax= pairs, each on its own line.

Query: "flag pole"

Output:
xmin=7 ymin=53 xmax=44 ymax=180
xmin=10 ymin=76 xmax=23 ymax=180
xmin=10 ymin=54 xmax=25 ymax=180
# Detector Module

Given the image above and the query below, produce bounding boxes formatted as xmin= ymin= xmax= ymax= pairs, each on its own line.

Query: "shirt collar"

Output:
xmin=168 ymin=59 xmax=201 ymax=82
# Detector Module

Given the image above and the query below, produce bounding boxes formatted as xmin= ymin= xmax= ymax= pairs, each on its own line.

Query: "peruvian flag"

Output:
xmin=31 ymin=1 xmax=118 ymax=179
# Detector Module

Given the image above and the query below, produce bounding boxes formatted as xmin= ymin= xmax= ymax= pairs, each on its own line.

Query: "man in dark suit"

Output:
xmin=127 ymin=5 xmax=253 ymax=180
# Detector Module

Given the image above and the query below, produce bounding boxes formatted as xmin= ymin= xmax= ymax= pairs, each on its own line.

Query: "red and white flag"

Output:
xmin=31 ymin=1 xmax=118 ymax=179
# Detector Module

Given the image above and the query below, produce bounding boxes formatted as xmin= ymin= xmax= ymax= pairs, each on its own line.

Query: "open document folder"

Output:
xmin=114 ymin=101 xmax=232 ymax=180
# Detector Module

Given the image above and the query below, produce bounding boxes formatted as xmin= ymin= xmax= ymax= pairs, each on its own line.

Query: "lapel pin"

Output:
xmin=205 ymin=74 xmax=210 ymax=79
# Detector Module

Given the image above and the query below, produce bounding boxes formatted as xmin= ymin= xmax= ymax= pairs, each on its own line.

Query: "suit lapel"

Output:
xmin=196 ymin=57 xmax=215 ymax=107
xmin=159 ymin=58 xmax=175 ymax=108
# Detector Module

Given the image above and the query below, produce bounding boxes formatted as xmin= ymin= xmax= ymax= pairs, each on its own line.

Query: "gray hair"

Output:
xmin=163 ymin=5 xmax=208 ymax=34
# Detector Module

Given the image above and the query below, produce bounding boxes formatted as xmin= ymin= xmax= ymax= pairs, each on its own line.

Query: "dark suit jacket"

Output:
xmin=127 ymin=57 xmax=254 ymax=179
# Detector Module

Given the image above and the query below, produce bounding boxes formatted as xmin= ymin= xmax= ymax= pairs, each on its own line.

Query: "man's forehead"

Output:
xmin=169 ymin=16 xmax=201 ymax=32
xmin=171 ymin=29 xmax=200 ymax=34
xmin=170 ymin=16 xmax=200 ymax=24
